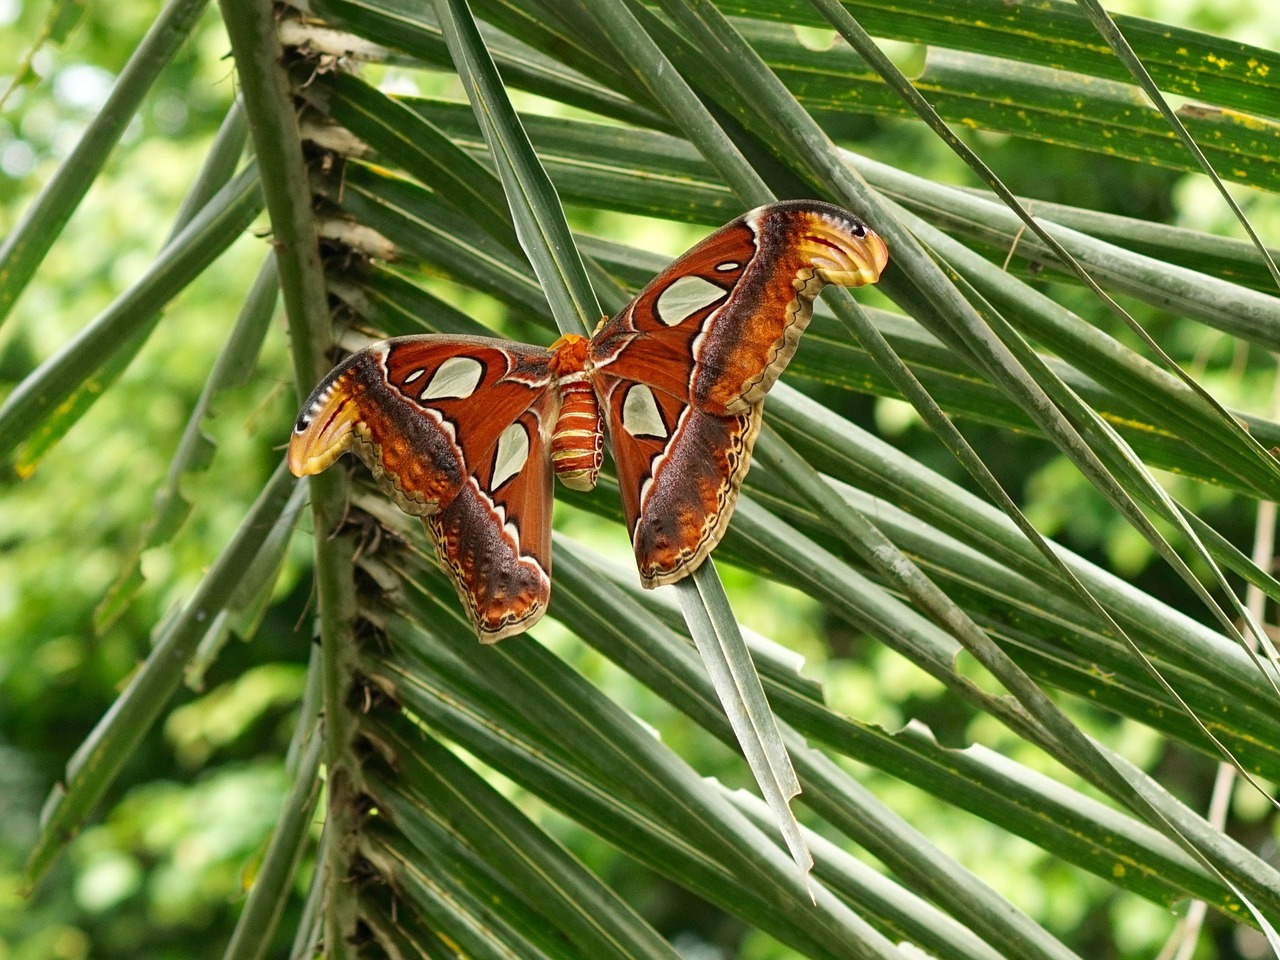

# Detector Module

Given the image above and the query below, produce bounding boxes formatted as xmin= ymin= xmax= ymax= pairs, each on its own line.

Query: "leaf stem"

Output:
xmin=218 ymin=0 xmax=360 ymax=952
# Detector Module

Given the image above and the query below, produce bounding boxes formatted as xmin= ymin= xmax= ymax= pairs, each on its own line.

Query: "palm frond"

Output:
xmin=7 ymin=0 xmax=1280 ymax=956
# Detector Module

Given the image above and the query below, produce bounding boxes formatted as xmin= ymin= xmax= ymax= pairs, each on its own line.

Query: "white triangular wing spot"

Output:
xmin=655 ymin=275 xmax=726 ymax=326
xmin=491 ymin=422 xmax=530 ymax=490
xmin=621 ymin=384 xmax=668 ymax=439
xmin=421 ymin=356 xmax=484 ymax=400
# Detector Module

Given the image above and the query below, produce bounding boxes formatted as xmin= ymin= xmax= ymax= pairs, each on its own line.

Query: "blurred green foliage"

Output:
xmin=0 ymin=0 xmax=1277 ymax=957
xmin=0 ymin=5 xmax=307 ymax=956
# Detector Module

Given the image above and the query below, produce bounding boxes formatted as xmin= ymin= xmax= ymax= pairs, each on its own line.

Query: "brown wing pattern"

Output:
xmin=589 ymin=199 xmax=887 ymax=588
xmin=289 ymin=335 xmax=554 ymax=516
xmin=586 ymin=221 xmax=756 ymax=405
xmin=289 ymin=334 xmax=558 ymax=640
xmin=595 ymin=375 xmax=763 ymax=587
xmin=426 ymin=399 xmax=558 ymax=642
xmin=289 ymin=201 xmax=888 ymax=633
xmin=589 ymin=199 xmax=888 ymax=415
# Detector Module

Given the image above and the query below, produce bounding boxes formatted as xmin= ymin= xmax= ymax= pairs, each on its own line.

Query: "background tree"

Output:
xmin=1 ymin=0 xmax=1278 ymax=958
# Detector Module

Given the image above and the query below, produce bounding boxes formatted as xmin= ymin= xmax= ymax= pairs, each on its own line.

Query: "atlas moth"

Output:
xmin=289 ymin=200 xmax=889 ymax=641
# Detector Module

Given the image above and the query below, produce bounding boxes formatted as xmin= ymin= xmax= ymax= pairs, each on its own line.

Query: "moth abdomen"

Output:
xmin=550 ymin=374 xmax=603 ymax=492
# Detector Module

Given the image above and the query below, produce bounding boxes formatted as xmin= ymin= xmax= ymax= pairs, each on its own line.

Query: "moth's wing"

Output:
xmin=594 ymin=372 xmax=763 ymax=588
xmin=289 ymin=334 xmax=558 ymax=640
xmin=588 ymin=199 xmax=888 ymax=415
xmin=587 ymin=200 xmax=885 ymax=587
xmin=289 ymin=334 xmax=555 ymax=516
xmin=427 ymin=391 xmax=558 ymax=642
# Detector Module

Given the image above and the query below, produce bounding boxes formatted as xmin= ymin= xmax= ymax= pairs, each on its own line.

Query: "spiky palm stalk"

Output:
xmin=8 ymin=0 xmax=1280 ymax=957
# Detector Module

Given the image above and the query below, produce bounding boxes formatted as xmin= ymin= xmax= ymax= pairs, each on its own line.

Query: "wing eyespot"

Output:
xmin=654 ymin=275 xmax=727 ymax=327
xmin=420 ymin=356 xmax=485 ymax=400
xmin=621 ymin=384 xmax=668 ymax=439
xmin=491 ymin=422 xmax=531 ymax=491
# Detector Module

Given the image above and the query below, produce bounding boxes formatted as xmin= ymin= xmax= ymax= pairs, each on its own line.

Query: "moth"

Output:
xmin=289 ymin=200 xmax=888 ymax=641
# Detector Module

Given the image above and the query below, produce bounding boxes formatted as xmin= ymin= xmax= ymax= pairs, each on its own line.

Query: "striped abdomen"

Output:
xmin=551 ymin=373 xmax=603 ymax=491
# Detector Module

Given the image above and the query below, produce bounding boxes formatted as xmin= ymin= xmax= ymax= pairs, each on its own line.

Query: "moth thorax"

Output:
xmin=551 ymin=376 xmax=603 ymax=492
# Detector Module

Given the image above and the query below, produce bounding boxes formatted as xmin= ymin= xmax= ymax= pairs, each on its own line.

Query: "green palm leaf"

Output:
xmin=5 ymin=0 xmax=1279 ymax=957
